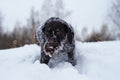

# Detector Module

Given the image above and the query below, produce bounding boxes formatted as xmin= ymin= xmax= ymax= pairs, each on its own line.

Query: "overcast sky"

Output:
xmin=0 ymin=0 xmax=112 ymax=31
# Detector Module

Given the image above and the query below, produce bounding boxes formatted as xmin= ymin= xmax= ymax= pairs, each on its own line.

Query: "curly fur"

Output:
xmin=36 ymin=17 xmax=76 ymax=67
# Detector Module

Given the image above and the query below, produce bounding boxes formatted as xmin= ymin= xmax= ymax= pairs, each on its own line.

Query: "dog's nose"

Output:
xmin=53 ymin=37 xmax=57 ymax=42
xmin=49 ymin=36 xmax=57 ymax=43
xmin=48 ymin=38 xmax=58 ymax=47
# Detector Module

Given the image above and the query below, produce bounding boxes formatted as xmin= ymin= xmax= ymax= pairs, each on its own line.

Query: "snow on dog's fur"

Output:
xmin=36 ymin=17 xmax=76 ymax=68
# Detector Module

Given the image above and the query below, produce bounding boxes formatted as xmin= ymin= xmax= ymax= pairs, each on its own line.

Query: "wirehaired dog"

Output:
xmin=36 ymin=17 xmax=76 ymax=67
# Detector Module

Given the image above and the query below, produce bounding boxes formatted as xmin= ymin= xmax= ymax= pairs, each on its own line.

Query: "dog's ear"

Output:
xmin=42 ymin=25 xmax=45 ymax=32
xmin=67 ymin=25 xmax=74 ymax=44
xmin=36 ymin=26 xmax=45 ymax=45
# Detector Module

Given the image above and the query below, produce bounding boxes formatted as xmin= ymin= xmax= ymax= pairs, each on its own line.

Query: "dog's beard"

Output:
xmin=43 ymin=36 xmax=67 ymax=57
xmin=48 ymin=43 xmax=69 ymax=68
xmin=43 ymin=37 xmax=70 ymax=68
xmin=43 ymin=40 xmax=63 ymax=58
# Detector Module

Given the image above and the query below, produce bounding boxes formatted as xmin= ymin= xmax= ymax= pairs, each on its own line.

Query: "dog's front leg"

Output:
xmin=40 ymin=51 xmax=50 ymax=64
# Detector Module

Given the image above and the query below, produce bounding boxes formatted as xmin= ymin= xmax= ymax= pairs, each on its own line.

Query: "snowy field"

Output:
xmin=0 ymin=41 xmax=120 ymax=80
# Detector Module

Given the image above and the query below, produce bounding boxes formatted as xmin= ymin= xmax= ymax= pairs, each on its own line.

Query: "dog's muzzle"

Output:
xmin=44 ymin=41 xmax=59 ymax=57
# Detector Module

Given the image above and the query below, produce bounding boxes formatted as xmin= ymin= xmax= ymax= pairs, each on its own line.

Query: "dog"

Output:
xmin=36 ymin=17 xmax=76 ymax=67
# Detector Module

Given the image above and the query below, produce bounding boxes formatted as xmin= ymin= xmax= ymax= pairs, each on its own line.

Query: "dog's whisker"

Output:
xmin=49 ymin=46 xmax=54 ymax=49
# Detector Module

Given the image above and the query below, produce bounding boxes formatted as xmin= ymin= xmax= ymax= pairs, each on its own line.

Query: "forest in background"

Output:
xmin=0 ymin=0 xmax=120 ymax=49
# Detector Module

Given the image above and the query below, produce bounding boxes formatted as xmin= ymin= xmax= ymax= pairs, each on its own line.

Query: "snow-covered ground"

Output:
xmin=0 ymin=41 xmax=120 ymax=80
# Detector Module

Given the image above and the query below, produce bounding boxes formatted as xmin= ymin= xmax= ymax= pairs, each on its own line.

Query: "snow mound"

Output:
xmin=0 ymin=41 xmax=120 ymax=80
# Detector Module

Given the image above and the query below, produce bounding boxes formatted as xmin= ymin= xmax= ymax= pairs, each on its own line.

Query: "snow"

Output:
xmin=75 ymin=41 xmax=120 ymax=80
xmin=0 ymin=41 xmax=120 ymax=80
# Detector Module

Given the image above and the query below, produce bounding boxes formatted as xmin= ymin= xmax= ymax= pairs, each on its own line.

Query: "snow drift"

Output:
xmin=0 ymin=41 xmax=120 ymax=80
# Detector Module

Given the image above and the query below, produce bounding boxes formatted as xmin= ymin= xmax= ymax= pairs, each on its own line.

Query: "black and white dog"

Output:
xmin=36 ymin=17 xmax=76 ymax=67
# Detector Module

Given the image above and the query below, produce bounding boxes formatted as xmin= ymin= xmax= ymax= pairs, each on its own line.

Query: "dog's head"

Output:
xmin=37 ymin=17 xmax=74 ymax=57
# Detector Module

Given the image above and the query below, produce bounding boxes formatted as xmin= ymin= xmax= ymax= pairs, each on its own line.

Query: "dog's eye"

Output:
xmin=45 ymin=32 xmax=50 ymax=36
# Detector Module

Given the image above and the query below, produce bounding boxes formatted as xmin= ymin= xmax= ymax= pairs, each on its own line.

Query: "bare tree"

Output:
xmin=109 ymin=0 xmax=120 ymax=29
xmin=107 ymin=0 xmax=120 ymax=39
xmin=40 ymin=0 xmax=71 ymax=22
xmin=27 ymin=7 xmax=40 ymax=44
xmin=40 ymin=0 xmax=53 ymax=22
xmin=0 ymin=11 xmax=3 ymax=48
xmin=28 ymin=7 xmax=40 ymax=28
xmin=54 ymin=0 xmax=71 ymax=19
xmin=0 ymin=11 xmax=3 ymax=34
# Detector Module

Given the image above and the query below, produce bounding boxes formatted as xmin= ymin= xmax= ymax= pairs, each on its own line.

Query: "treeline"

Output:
xmin=76 ymin=24 xmax=117 ymax=42
xmin=0 ymin=8 xmax=39 ymax=49
xmin=0 ymin=26 xmax=38 ymax=49
xmin=0 ymin=0 xmax=70 ymax=49
xmin=84 ymin=25 xmax=115 ymax=42
xmin=0 ymin=11 xmax=119 ymax=49
xmin=0 ymin=0 xmax=120 ymax=49
xmin=0 ymin=19 xmax=118 ymax=49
